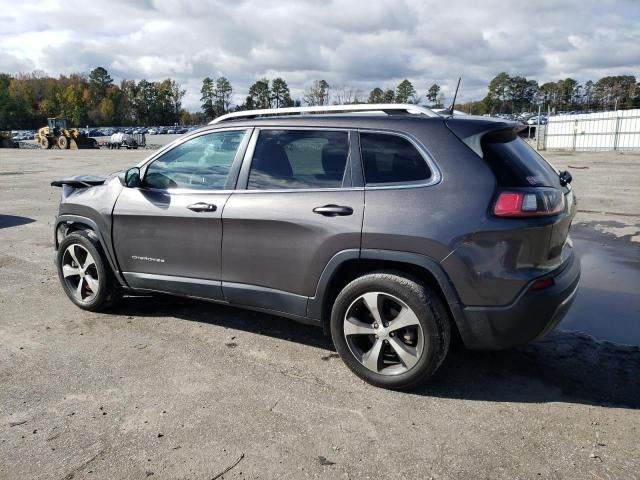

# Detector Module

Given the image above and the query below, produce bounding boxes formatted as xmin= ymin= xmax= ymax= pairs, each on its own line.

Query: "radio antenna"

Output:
xmin=445 ymin=77 xmax=461 ymax=116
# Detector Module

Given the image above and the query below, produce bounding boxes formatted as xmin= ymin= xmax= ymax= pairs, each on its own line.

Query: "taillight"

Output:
xmin=531 ymin=277 xmax=554 ymax=290
xmin=493 ymin=189 xmax=565 ymax=217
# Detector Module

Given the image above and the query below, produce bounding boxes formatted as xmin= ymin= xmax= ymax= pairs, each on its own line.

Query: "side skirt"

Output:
xmin=121 ymin=272 xmax=319 ymax=326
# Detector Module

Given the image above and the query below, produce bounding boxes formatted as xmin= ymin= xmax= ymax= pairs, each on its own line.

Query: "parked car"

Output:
xmin=527 ymin=116 xmax=548 ymax=125
xmin=86 ymin=129 xmax=104 ymax=137
xmin=12 ymin=131 xmax=34 ymax=141
xmin=51 ymin=104 xmax=579 ymax=390
xmin=147 ymin=128 xmax=158 ymax=135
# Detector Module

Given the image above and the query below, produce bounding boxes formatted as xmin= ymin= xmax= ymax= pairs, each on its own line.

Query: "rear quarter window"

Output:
xmin=482 ymin=134 xmax=560 ymax=188
xmin=360 ymin=132 xmax=432 ymax=186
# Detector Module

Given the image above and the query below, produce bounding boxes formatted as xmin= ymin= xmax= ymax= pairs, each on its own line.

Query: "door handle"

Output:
xmin=313 ymin=204 xmax=354 ymax=217
xmin=187 ymin=202 xmax=217 ymax=212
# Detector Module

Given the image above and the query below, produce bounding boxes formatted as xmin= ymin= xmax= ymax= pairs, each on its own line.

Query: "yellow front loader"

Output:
xmin=34 ymin=118 xmax=98 ymax=149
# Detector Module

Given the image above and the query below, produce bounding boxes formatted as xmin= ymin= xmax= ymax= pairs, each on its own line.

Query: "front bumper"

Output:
xmin=457 ymin=250 xmax=581 ymax=350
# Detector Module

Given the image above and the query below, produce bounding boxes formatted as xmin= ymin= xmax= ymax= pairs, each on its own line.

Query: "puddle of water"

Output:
xmin=558 ymin=226 xmax=640 ymax=346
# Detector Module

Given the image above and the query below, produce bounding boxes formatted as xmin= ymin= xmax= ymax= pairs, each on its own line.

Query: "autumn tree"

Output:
xmin=57 ymin=80 xmax=89 ymax=126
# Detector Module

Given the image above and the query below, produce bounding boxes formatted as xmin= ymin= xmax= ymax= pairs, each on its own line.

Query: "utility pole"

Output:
xmin=536 ymin=105 xmax=542 ymax=150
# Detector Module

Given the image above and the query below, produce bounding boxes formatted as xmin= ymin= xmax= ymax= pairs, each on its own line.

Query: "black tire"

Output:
xmin=56 ymin=231 xmax=121 ymax=311
xmin=58 ymin=135 xmax=69 ymax=149
xmin=330 ymin=271 xmax=451 ymax=390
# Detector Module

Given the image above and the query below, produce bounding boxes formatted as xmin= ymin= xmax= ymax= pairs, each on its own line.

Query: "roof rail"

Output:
xmin=209 ymin=104 xmax=438 ymax=124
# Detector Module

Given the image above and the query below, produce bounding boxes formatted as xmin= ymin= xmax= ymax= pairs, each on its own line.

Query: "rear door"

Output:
xmin=221 ymin=128 xmax=364 ymax=316
xmin=112 ymin=129 xmax=250 ymax=299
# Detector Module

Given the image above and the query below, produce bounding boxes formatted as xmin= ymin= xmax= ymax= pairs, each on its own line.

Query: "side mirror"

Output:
xmin=124 ymin=167 xmax=141 ymax=188
xmin=559 ymin=170 xmax=572 ymax=186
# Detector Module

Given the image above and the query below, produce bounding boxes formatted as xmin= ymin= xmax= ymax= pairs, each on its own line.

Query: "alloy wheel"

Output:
xmin=343 ymin=292 xmax=424 ymax=375
xmin=61 ymin=244 xmax=100 ymax=303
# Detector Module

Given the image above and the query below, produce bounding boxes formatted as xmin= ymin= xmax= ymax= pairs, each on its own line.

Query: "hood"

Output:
xmin=51 ymin=172 xmax=123 ymax=200
xmin=51 ymin=174 xmax=109 ymax=188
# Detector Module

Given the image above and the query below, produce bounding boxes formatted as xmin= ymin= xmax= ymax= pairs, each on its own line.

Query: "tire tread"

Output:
xmin=330 ymin=270 xmax=451 ymax=390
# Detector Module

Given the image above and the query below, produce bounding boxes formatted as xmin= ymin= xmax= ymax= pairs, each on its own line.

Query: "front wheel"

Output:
xmin=56 ymin=232 xmax=120 ymax=311
xmin=57 ymin=135 xmax=69 ymax=149
xmin=330 ymin=272 xmax=451 ymax=390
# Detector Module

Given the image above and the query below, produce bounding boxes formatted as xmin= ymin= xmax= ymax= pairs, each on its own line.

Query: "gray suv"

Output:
xmin=52 ymin=104 xmax=580 ymax=390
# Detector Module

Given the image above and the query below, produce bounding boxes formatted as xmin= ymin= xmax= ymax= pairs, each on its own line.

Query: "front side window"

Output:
xmin=248 ymin=130 xmax=349 ymax=190
xmin=144 ymin=130 xmax=246 ymax=190
xmin=360 ymin=132 xmax=432 ymax=185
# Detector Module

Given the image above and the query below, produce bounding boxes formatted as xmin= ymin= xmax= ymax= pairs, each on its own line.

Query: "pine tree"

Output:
xmin=200 ymin=77 xmax=216 ymax=119
xmin=395 ymin=79 xmax=416 ymax=103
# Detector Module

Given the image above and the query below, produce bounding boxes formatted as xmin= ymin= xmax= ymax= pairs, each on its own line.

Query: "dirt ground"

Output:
xmin=0 ymin=147 xmax=639 ymax=479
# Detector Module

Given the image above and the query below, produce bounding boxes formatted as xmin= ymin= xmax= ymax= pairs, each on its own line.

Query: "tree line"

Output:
xmin=1 ymin=66 xmax=638 ymax=129
xmin=460 ymin=73 xmax=639 ymax=115
xmin=0 ymin=67 xmax=188 ymax=129
xmin=200 ymin=76 xmax=443 ymax=118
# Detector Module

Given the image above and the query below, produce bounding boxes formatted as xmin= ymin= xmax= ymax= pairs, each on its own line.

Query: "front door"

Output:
xmin=112 ymin=129 xmax=250 ymax=299
xmin=221 ymin=128 xmax=363 ymax=316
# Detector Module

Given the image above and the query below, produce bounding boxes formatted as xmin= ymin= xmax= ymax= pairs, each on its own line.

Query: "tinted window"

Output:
xmin=248 ymin=130 xmax=349 ymax=190
xmin=144 ymin=130 xmax=246 ymax=190
xmin=360 ymin=132 xmax=432 ymax=185
xmin=482 ymin=135 xmax=560 ymax=187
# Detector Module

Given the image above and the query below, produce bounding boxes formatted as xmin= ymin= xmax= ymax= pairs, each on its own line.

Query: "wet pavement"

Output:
xmin=559 ymin=222 xmax=640 ymax=346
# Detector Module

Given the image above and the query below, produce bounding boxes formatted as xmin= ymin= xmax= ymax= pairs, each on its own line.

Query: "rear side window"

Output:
xmin=482 ymin=134 xmax=560 ymax=187
xmin=248 ymin=130 xmax=349 ymax=190
xmin=360 ymin=132 xmax=432 ymax=185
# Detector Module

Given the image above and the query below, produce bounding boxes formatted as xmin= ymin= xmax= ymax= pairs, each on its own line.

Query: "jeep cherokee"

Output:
xmin=52 ymin=104 xmax=580 ymax=390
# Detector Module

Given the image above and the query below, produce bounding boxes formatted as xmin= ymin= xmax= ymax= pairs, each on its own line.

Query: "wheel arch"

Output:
xmin=54 ymin=214 xmax=126 ymax=286
xmin=308 ymin=249 xmax=470 ymax=343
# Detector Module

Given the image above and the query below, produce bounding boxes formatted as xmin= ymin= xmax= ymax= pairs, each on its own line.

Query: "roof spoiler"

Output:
xmin=445 ymin=117 xmax=526 ymax=157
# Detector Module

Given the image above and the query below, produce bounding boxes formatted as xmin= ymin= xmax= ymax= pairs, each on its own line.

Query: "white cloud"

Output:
xmin=0 ymin=0 xmax=638 ymax=109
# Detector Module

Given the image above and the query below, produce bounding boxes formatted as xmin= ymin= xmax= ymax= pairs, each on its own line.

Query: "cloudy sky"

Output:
xmin=0 ymin=0 xmax=638 ymax=110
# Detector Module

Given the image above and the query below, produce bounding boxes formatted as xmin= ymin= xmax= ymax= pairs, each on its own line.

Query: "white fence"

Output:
xmin=543 ymin=109 xmax=640 ymax=151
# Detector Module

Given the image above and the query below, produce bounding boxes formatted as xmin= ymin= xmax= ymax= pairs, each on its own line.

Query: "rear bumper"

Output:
xmin=457 ymin=250 xmax=581 ymax=350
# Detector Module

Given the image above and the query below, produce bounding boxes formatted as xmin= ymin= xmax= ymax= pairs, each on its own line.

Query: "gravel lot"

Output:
xmin=1 ymin=147 xmax=639 ymax=479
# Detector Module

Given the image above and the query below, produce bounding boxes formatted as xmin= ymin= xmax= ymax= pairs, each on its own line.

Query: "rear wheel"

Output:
xmin=56 ymin=232 xmax=120 ymax=311
xmin=330 ymin=272 xmax=450 ymax=390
